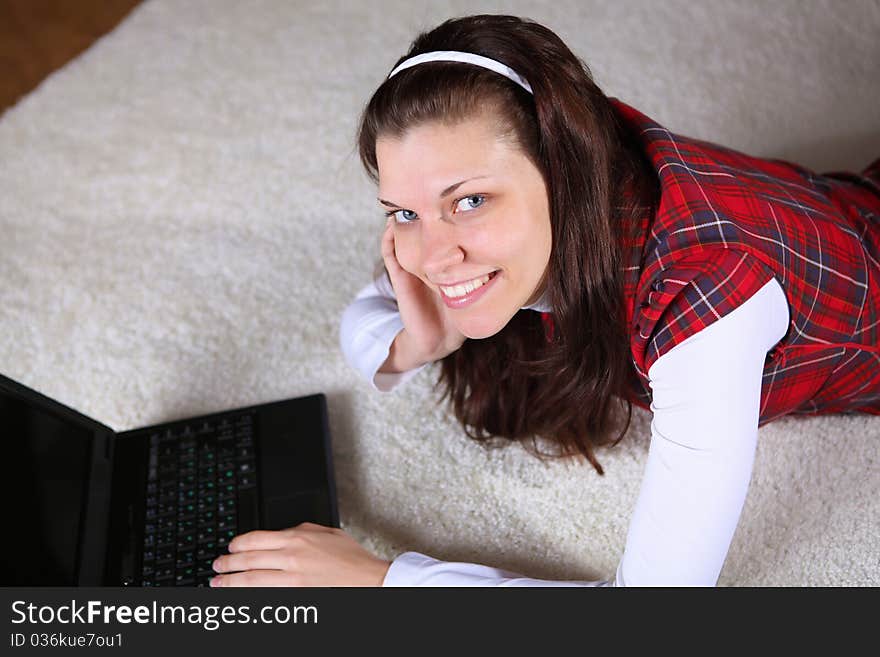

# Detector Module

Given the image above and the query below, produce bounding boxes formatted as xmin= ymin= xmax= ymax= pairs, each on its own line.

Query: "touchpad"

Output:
xmin=263 ymin=490 xmax=331 ymax=530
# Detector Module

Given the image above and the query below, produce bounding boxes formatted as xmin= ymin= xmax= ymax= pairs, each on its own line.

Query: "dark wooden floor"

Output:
xmin=0 ymin=0 xmax=143 ymax=115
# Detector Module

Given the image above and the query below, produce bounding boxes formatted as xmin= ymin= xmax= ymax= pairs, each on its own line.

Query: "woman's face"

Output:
xmin=375 ymin=113 xmax=552 ymax=339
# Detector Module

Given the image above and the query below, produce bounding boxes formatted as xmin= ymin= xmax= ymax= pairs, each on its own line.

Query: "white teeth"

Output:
xmin=440 ymin=273 xmax=493 ymax=298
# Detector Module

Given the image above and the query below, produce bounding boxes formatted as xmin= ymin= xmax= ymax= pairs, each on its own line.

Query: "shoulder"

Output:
xmin=632 ymin=248 xmax=785 ymax=375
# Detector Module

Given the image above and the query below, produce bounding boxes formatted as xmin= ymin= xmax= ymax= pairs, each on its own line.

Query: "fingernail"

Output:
xmin=210 ymin=576 xmax=220 ymax=587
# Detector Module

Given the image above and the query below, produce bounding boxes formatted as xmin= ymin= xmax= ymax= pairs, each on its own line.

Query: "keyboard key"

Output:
xmin=197 ymin=528 xmax=216 ymax=543
xmin=198 ymin=494 xmax=216 ymax=507
xmin=197 ymin=560 xmax=215 ymax=578
xmin=176 ymin=550 xmax=195 ymax=568
xmin=196 ymin=546 xmax=216 ymax=561
xmin=177 ymin=532 xmax=196 ymax=551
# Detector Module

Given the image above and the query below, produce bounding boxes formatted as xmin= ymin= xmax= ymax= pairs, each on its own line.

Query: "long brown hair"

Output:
xmin=356 ymin=15 xmax=659 ymax=475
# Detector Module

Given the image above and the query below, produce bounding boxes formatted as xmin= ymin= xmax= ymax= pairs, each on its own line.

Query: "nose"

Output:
xmin=421 ymin=218 xmax=464 ymax=278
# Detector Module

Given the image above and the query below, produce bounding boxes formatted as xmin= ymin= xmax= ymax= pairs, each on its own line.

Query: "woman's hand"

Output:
xmin=379 ymin=217 xmax=466 ymax=372
xmin=209 ymin=523 xmax=391 ymax=587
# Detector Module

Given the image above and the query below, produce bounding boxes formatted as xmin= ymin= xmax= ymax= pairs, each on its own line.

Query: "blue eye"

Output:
xmin=385 ymin=209 xmax=418 ymax=224
xmin=455 ymin=194 xmax=485 ymax=213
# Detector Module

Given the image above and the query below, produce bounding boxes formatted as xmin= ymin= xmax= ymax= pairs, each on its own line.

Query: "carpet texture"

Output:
xmin=1 ymin=0 xmax=878 ymax=586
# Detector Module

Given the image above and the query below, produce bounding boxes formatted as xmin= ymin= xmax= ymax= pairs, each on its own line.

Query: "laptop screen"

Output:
xmin=1 ymin=390 xmax=93 ymax=585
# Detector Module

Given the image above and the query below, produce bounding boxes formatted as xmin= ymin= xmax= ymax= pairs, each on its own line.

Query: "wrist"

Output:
xmin=379 ymin=329 xmax=427 ymax=373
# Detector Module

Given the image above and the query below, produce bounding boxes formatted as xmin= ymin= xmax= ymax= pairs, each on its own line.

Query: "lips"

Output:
xmin=437 ymin=270 xmax=499 ymax=309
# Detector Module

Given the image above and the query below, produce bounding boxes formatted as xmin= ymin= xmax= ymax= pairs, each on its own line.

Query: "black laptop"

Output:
xmin=0 ymin=372 xmax=339 ymax=587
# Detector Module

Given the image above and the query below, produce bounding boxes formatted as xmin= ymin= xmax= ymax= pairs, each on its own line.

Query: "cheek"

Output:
xmin=476 ymin=218 xmax=536 ymax=267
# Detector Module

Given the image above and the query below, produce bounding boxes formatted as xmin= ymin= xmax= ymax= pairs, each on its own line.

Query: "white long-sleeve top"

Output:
xmin=339 ymin=274 xmax=789 ymax=586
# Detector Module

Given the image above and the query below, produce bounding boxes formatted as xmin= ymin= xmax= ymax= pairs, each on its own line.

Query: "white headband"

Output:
xmin=387 ymin=50 xmax=534 ymax=95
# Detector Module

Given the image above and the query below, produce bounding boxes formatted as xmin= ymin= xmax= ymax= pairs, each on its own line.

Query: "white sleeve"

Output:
xmin=381 ymin=277 xmax=789 ymax=587
xmin=383 ymin=551 xmax=612 ymax=586
xmin=339 ymin=275 xmax=427 ymax=392
xmin=617 ymin=276 xmax=789 ymax=585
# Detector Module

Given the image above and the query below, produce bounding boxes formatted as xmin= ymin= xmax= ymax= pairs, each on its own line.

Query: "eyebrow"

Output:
xmin=377 ymin=176 xmax=491 ymax=208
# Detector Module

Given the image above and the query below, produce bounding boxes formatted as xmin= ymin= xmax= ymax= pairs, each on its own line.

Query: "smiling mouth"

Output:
xmin=437 ymin=271 xmax=498 ymax=298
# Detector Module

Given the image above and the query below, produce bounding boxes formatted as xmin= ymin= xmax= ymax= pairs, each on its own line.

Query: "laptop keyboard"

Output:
xmin=139 ymin=414 xmax=258 ymax=586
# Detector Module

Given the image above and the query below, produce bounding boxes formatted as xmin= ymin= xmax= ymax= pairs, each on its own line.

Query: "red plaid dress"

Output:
xmin=563 ymin=99 xmax=880 ymax=423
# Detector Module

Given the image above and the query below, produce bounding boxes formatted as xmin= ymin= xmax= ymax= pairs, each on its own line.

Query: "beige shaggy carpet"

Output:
xmin=0 ymin=0 xmax=877 ymax=585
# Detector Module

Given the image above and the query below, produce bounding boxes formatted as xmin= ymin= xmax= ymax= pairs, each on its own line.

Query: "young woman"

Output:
xmin=210 ymin=14 xmax=880 ymax=587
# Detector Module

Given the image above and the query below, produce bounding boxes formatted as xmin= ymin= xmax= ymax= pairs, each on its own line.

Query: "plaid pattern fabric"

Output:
xmin=607 ymin=99 xmax=880 ymax=423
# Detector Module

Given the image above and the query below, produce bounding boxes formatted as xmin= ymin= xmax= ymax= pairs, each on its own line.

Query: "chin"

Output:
xmin=455 ymin=309 xmax=513 ymax=340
